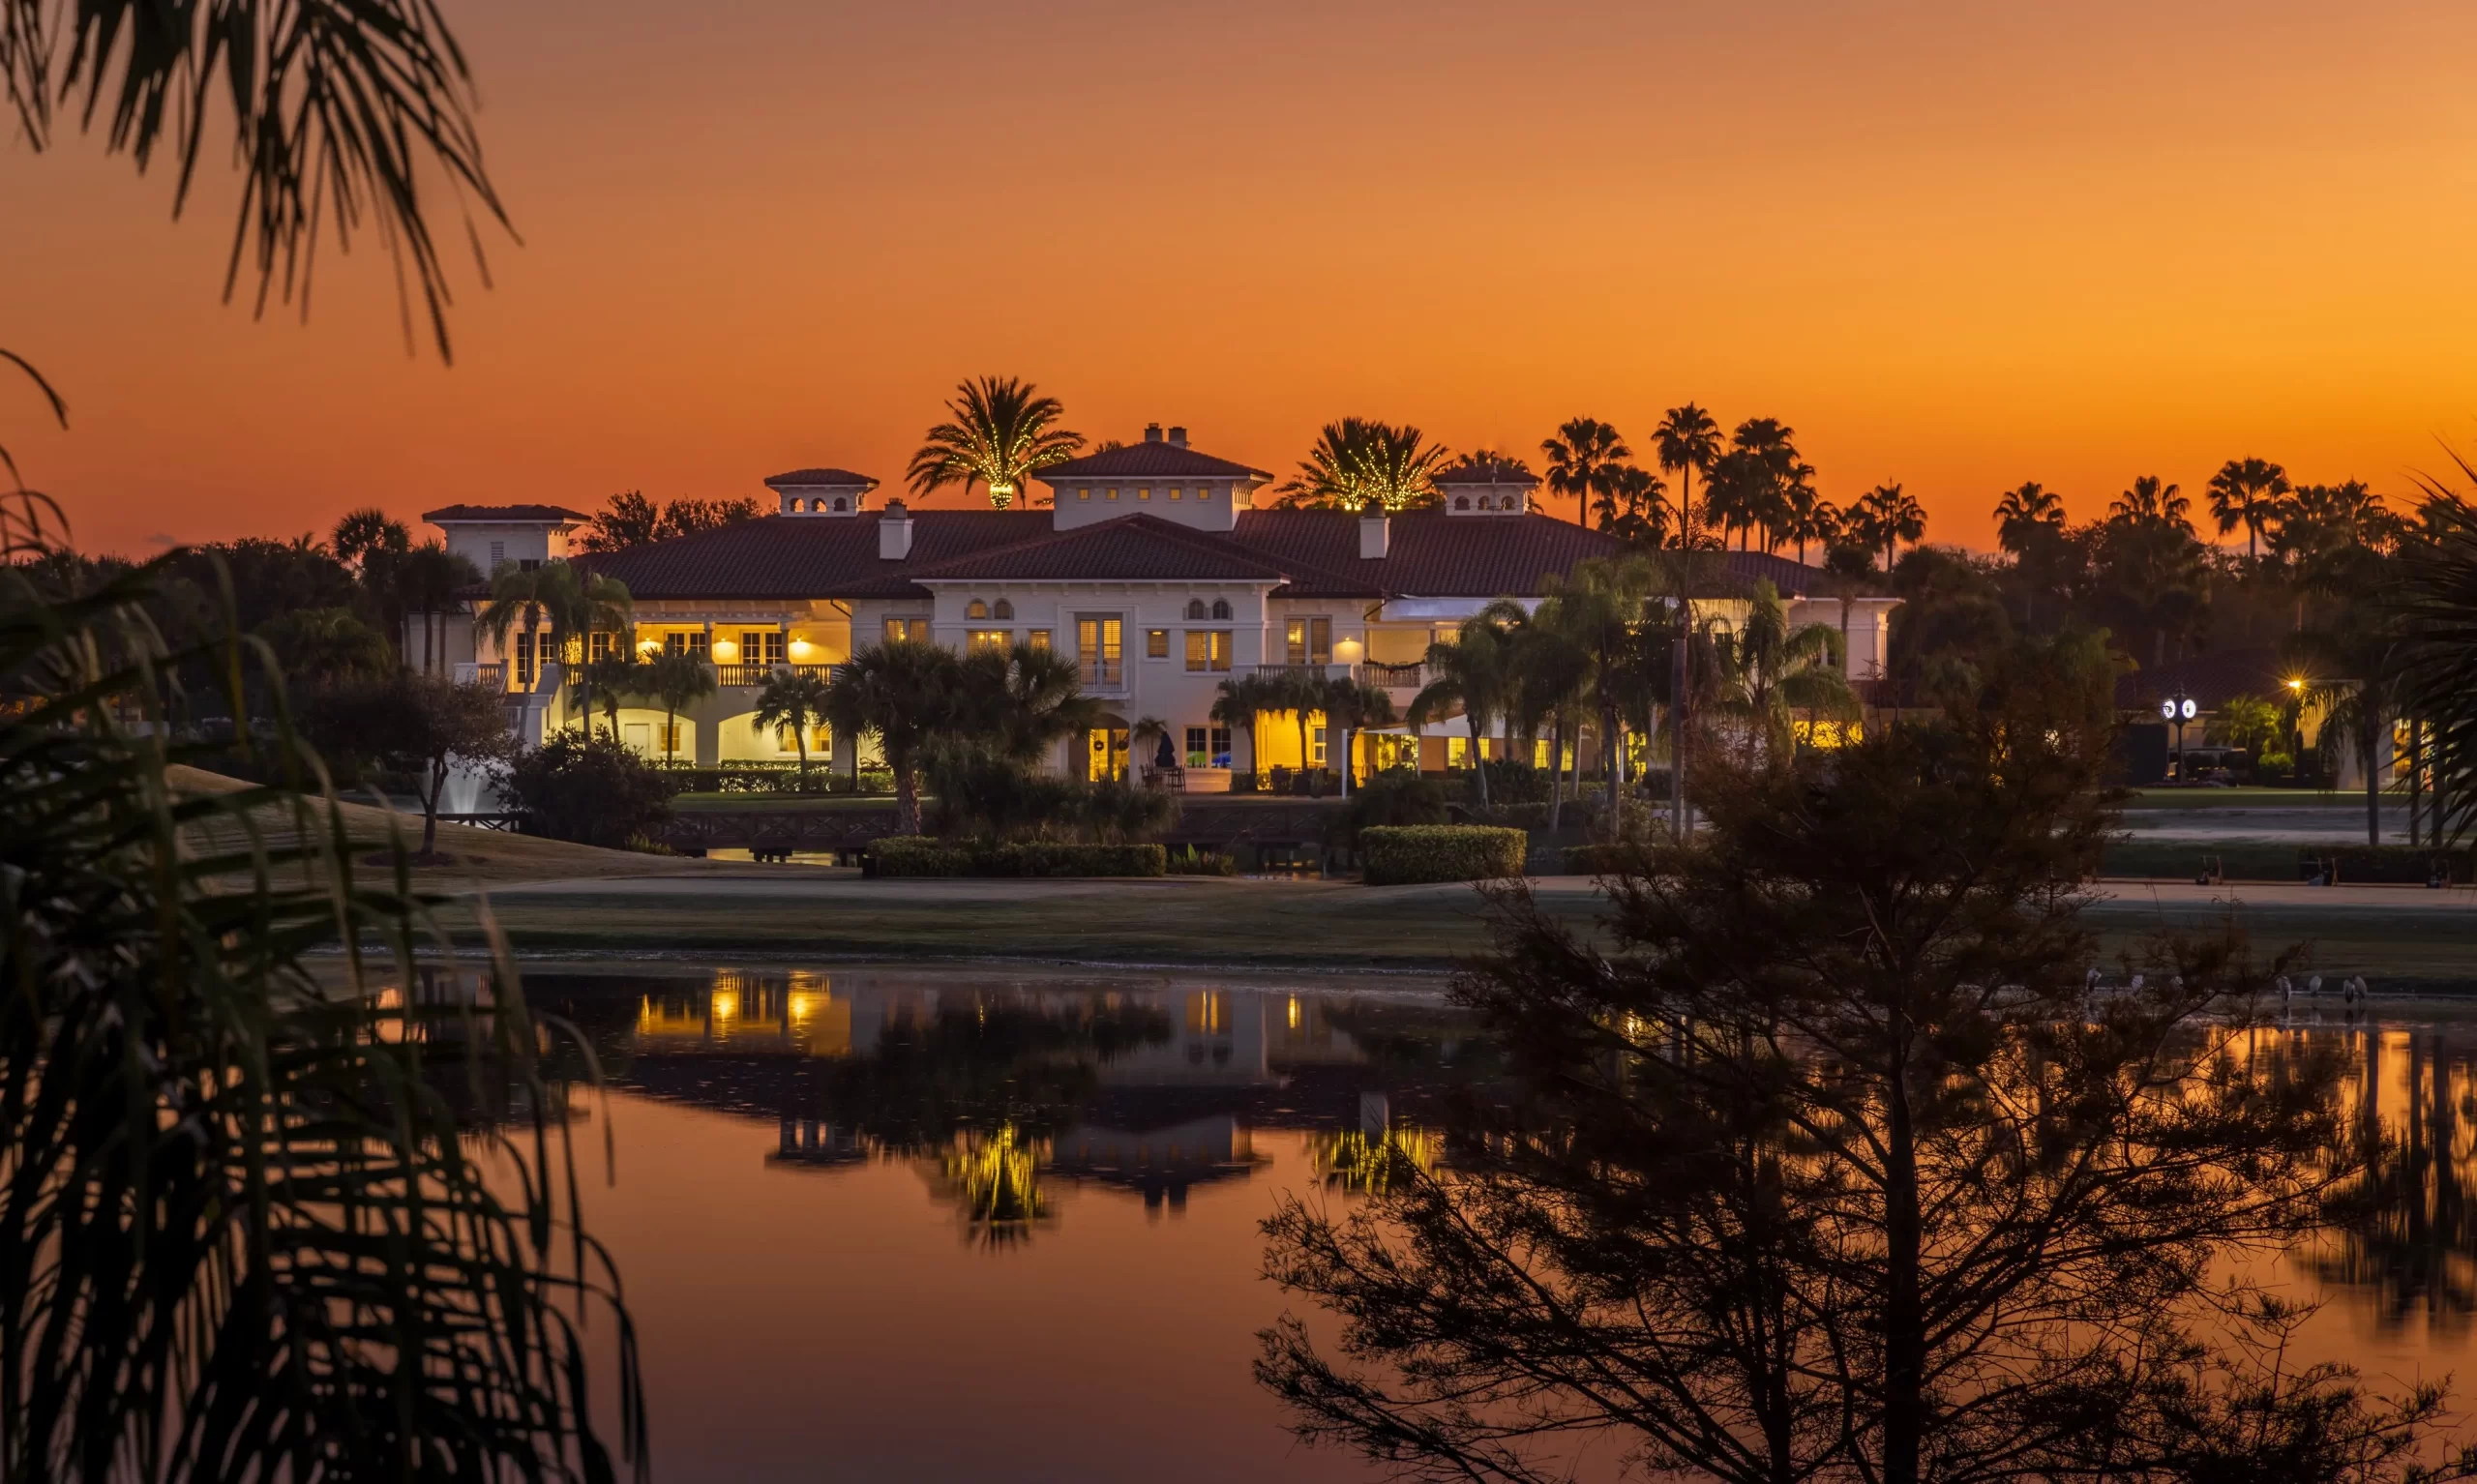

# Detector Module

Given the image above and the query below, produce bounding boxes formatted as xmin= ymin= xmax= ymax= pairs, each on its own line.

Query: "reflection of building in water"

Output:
xmin=1047 ymin=1114 xmax=1270 ymax=1211
xmin=769 ymin=1116 xmax=873 ymax=1171
xmin=635 ymin=969 xmax=851 ymax=1056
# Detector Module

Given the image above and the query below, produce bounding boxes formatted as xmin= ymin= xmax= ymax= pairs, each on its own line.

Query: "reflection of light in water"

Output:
xmin=930 ymin=1123 xmax=1053 ymax=1247
xmin=1310 ymin=1125 xmax=1440 ymax=1194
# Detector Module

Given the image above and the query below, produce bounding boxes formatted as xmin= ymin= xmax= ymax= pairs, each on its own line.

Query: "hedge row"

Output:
xmin=868 ymin=838 xmax=1167 ymax=878
xmin=1359 ymin=825 xmax=1528 ymax=886
xmin=2308 ymin=845 xmax=2472 ymax=884
xmin=664 ymin=767 xmax=896 ymax=795
xmin=1562 ymin=843 xmax=1650 ymax=876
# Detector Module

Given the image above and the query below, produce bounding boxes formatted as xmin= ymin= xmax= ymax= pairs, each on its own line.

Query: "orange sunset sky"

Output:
xmin=7 ymin=0 xmax=2477 ymax=556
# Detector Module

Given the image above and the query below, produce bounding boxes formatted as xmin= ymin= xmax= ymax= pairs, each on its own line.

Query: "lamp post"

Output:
xmin=2160 ymin=691 xmax=2197 ymax=783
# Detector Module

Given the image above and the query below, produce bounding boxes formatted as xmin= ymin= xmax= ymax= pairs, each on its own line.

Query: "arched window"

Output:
xmin=1211 ymin=599 xmax=1233 ymax=621
xmin=966 ymin=599 xmax=989 ymax=620
xmin=1186 ymin=599 xmax=1208 ymax=621
xmin=831 ymin=496 xmax=848 ymax=512
xmin=1477 ymin=496 xmax=1495 ymax=511
xmin=789 ymin=498 xmax=806 ymax=513
xmin=993 ymin=599 xmax=1014 ymax=621
xmin=1454 ymin=495 xmax=1471 ymax=511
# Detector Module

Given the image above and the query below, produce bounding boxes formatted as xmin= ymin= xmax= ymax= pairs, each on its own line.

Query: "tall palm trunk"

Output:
xmin=1468 ymin=712 xmax=1491 ymax=811
xmin=2366 ymin=710 xmax=2383 ymax=847
xmin=1547 ymin=715 xmax=1567 ymax=831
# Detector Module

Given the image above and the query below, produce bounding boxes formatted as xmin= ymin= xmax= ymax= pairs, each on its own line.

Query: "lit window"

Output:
xmin=1185 ymin=630 xmax=1231 ymax=673
xmin=1184 ymin=727 xmax=1209 ymax=769
xmin=1107 ymin=488 xmax=1119 ymax=501
xmin=1147 ymin=629 xmax=1170 ymax=659
xmin=1210 ymin=726 xmax=1232 ymax=766
xmin=1138 ymin=487 xmax=1151 ymax=501
xmin=1169 ymin=487 xmax=1182 ymax=501
xmin=588 ymin=632 xmax=616 ymax=663
xmin=993 ymin=599 xmax=1013 ymax=620
xmin=1198 ymin=484 xmax=1215 ymax=500
xmin=883 ymin=617 xmax=929 ymax=644
xmin=1027 ymin=630 xmax=1050 ymax=651
xmin=966 ymin=599 xmax=989 ymax=620
xmin=1311 ymin=727 xmax=1328 ymax=767
xmin=1447 ymin=736 xmax=1471 ymax=769
xmin=1078 ymin=488 xmax=1091 ymax=502
xmin=968 ymin=629 xmax=1010 ymax=653
xmin=1286 ymin=616 xmax=1331 ymax=665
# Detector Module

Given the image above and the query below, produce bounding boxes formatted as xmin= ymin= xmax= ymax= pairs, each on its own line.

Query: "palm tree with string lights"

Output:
xmin=1279 ymin=418 xmax=1450 ymax=510
xmin=1540 ymin=417 xmax=1630 ymax=529
xmin=2207 ymin=457 xmax=2291 ymax=562
xmin=906 ymin=375 xmax=1085 ymax=510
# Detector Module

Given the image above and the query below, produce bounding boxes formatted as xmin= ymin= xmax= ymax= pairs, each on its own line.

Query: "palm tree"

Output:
xmin=332 ymin=507 xmax=410 ymax=570
xmin=2207 ymin=458 xmax=2291 ymax=561
xmin=476 ymin=559 xmax=634 ymax=727
xmin=1212 ymin=672 xmax=1289 ymax=786
xmin=1408 ymin=605 xmax=1527 ymax=811
xmin=394 ymin=542 xmax=481 ymax=675
xmin=1708 ymin=579 xmax=1858 ymax=760
xmin=1780 ymin=485 xmax=1836 ymax=566
xmin=823 ymin=639 xmax=958 ymax=833
xmin=1994 ymin=481 xmax=2066 ymax=557
xmin=579 ymin=655 xmax=649 ymax=740
xmin=1539 ymin=418 xmax=1630 ymax=529
xmin=1596 ymin=464 xmax=1669 ymax=546
xmin=1535 ymin=556 xmax=1657 ymax=831
xmin=645 ymin=648 xmax=716 ymax=765
xmin=2109 ymin=475 xmax=2192 ymax=533
xmin=906 ymin=376 xmax=1084 ymax=510
xmin=1854 ymin=483 xmax=1926 ymax=574
xmin=2394 ymin=476 xmax=2477 ymax=843
xmin=1279 ymin=419 xmax=1451 ymax=511
xmin=1729 ymin=418 xmax=1803 ymax=551
xmin=958 ymin=641 xmax=1103 ymax=765
xmin=1319 ymin=677 xmax=1398 ymax=799
xmin=1655 ymin=405 xmax=1723 ymax=840
xmin=752 ymin=667 xmax=834 ymax=780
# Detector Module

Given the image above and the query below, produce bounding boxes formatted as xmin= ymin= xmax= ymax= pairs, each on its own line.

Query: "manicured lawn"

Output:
xmin=2120 ymin=787 xmax=2370 ymax=810
xmin=424 ymin=872 xmax=2477 ymax=991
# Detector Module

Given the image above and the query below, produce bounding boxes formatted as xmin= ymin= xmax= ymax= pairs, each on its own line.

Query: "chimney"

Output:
xmin=1167 ymin=426 xmax=1188 ymax=448
xmin=879 ymin=500 xmax=912 ymax=560
xmin=1144 ymin=423 xmax=1164 ymax=443
xmin=1358 ymin=500 xmax=1389 ymax=559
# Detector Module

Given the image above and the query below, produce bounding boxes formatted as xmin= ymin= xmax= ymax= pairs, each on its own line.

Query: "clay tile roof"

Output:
xmin=764 ymin=468 xmax=878 ymax=489
xmin=422 ymin=503 xmax=591 ymax=523
xmin=1234 ymin=508 xmax=1635 ymax=598
xmin=908 ymin=513 xmax=1297 ymax=583
xmin=571 ymin=511 xmax=1044 ymax=601
xmin=1036 ymin=444 xmax=1272 ymax=482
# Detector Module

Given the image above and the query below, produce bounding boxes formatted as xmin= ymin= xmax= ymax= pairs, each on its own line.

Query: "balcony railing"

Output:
xmin=1080 ymin=657 xmax=1124 ymax=690
xmin=461 ymin=662 xmax=507 ymax=692
xmin=1358 ymin=662 xmax=1426 ymax=690
xmin=1247 ymin=663 xmax=1344 ymax=680
xmin=705 ymin=662 xmax=847 ymax=688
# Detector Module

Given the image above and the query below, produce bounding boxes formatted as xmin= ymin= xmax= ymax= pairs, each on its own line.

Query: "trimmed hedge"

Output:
xmin=1563 ymin=843 xmax=1647 ymax=876
xmin=666 ymin=766 xmax=895 ymax=795
xmin=868 ymin=838 xmax=1167 ymax=878
xmin=2307 ymin=846 xmax=2472 ymax=884
xmin=1360 ymin=825 xmax=1528 ymax=886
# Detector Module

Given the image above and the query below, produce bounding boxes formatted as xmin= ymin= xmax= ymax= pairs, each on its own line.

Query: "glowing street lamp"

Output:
xmin=2161 ymin=691 xmax=2198 ymax=782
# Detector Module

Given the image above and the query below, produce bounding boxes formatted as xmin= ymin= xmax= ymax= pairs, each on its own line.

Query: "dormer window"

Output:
xmin=966 ymin=599 xmax=990 ymax=620
xmin=993 ymin=599 xmax=1014 ymax=621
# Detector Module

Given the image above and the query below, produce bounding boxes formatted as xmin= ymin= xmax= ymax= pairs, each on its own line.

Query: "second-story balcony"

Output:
xmin=1079 ymin=656 xmax=1125 ymax=692
xmin=714 ymin=662 xmax=843 ymax=688
xmin=1358 ymin=661 xmax=1426 ymax=691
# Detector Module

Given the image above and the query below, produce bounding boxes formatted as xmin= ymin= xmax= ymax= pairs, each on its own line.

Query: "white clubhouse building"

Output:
xmin=418 ymin=425 xmax=1897 ymax=784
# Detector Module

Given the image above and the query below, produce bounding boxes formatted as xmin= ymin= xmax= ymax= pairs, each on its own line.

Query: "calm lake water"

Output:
xmin=502 ymin=965 xmax=2477 ymax=1483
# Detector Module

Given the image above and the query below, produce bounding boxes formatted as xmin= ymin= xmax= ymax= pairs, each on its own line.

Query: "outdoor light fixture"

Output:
xmin=1333 ymin=636 xmax=1364 ymax=667
xmin=712 ymin=638 xmax=738 ymax=661
xmin=2163 ymin=690 xmax=2197 ymax=782
xmin=789 ymin=638 xmax=814 ymax=659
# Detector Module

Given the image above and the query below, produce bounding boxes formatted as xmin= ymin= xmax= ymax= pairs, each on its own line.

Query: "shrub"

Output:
xmin=1340 ymin=771 xmax=1450 ymax=844
xmin=1166 ymin=845 xmax=1239 ymax=876
xmin=923 ymin=748 xmax=1178 ymax=843
xmin=1359 ymin=825 xmax=1528 ymax=886
xmin=868 ymin=838 xmax=1167 ymax=877
xmin=1474 ymin=757 xmax=1551 ymax=806
xmin=1564 ymin=843 xmax=1649 ymax=876
xmin=497 ymin=731 xmax=676 ymax=847
xmin=665 ymin=765 xmax=893 ymax=795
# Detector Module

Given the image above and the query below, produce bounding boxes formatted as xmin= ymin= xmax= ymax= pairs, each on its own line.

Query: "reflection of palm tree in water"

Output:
xmin=1309 ymin=1125 xmax=1440 ymax=1195
xmin=2313 ymin=1027 xmax=2477 ymax=1334
xmin=933 ymin=1122 xmax=1052 ymax=1248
